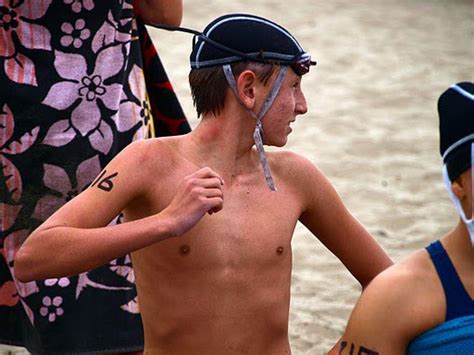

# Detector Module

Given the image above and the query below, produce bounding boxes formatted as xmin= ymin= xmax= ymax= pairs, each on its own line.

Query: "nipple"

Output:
xmin=179 ymin=245 xmax=191 ymax=256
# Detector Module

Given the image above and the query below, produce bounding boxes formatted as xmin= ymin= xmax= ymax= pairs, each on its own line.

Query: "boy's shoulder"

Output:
xmin=268 ymin=150 xmax=321 ymax=176
xmin=121 ymin=136 xmax=183 ymax=165
xmin=268 ymin=150 xmax=331 ymax=191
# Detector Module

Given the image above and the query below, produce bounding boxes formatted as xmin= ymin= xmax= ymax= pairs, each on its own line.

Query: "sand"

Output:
xmin=148 ymin=0 xmax=473 ymax=353
xmin=2 ymin=0 xmax=473 ymax=354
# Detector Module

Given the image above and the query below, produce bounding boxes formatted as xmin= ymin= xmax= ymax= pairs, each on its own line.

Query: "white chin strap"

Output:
xmin=442 ymin=143 xmax=474 ymax=246
xmin=223 ymin=64 xmax=288 ymax=191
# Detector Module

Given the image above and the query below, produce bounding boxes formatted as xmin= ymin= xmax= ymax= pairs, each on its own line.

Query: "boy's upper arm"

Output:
xmin=39 ymin=141 xmax=149 ymax=231
xmin=296 ymin=156 xmax=392 ymax=286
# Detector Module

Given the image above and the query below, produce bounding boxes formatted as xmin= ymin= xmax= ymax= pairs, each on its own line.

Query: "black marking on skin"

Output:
xmin=339 ymin=341 xmax=348 ymax=354
xmin=358 ymin=346 xmax=378 ymax=355
xmin=91 ymin=169 xmax=107 ymax=187
xmin=97 ymin=172 xmax=118 ymax=192
xmin=339 ymin=342 xmax=378 ymax=355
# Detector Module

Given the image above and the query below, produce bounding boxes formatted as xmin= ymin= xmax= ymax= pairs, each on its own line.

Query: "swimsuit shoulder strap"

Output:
xmin=426 ymin=240 xmax=474 ymax=321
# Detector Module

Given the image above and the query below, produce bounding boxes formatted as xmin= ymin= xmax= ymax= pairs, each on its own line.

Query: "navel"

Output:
xmin=179 ymin=244 xmax=191 ymax=256
xmin=276 ymin=246 xmax=284 ymax=255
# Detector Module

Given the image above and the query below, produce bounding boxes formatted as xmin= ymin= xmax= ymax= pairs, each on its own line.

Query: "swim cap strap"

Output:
xmin=442 ymin=142 xmax=474 ymax=247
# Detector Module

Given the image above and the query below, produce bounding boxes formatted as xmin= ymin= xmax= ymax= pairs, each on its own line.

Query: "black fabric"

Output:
xmin=190 ymin=13 xmax=306 ymax=68
xmin=438 ymin=82 xmax=474 ymax=181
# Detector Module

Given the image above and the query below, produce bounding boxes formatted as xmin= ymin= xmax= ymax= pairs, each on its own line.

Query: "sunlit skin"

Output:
xmin=16 ymin=67 xmax=392 ymax=354
xmin=261 ymin=74 xmax=307 ymax=147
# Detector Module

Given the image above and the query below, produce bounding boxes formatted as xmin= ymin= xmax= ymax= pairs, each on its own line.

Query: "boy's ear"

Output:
xmin=451 ymin=179 xmax=465 ymax=200
xmin=236 ymin=70 xmax=258 ymax=110
xmin=451 ymin=170 xmax=470 ymax=199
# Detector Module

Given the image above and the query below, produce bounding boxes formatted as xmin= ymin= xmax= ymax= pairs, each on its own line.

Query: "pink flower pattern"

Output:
xmin=42 ymin=45 xmax=125 ymax=154
xmin=32 ymin=155 xmax=102 ymax=221
xmin=44 ymin=278 xmax=71 ymax=288
xmin=64 ymin=0 xmax=94 ymax=13
xmin=0 ymin=0 xmax=52 ymax=85
xmin=0 ymin=104 xmax=39 ymax=230
xmin=60 ymin=19 xmax=90 ymax=48
xmin=112 ymin=64 xmax=150 ymax=136
xmin=40 ymin=296 xmax=64 ymax=322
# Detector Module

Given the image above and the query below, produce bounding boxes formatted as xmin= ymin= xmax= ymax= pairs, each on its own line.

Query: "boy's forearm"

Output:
xmin=14 ymin=214 xmax=175 ymax=282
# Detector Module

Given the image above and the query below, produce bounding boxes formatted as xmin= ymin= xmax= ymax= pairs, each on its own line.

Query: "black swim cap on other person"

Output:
xmin=189 ymin=13 xmax=316 ymax=75
xmin=438 ymin=82 xmax=474 ymax=182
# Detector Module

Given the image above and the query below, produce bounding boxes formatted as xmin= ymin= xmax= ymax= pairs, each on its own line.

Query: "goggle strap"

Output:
xmin=223 ymin=64 xmax=277 ymax=191
xmin=222 ymin=64 xmax=240 ymax=99
xmin=442 ymin=142 xmax=474 ymax=246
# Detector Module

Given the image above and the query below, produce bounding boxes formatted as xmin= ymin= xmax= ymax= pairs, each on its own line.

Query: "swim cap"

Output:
xmin=438 ymin=82 xmax=474 ymax=182
xmin=189 ymin=13 xmax=315 ymax=75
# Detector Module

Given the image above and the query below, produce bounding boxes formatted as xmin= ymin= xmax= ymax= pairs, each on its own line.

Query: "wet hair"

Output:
xmin=189 ymin=62 xmax=277 ymax=117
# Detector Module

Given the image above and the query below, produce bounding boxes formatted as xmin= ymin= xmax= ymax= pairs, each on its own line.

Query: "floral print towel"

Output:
xmin=0 ymin=0 xmax=190 ymax=353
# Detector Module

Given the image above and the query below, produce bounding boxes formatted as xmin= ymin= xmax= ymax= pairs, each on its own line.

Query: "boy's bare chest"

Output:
xmin=139 ymin=175 xmax=302 ymax=266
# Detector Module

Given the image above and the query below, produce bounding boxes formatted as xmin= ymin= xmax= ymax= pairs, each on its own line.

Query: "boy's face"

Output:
xmin=261 ymin=68 xmax=308 ymax=147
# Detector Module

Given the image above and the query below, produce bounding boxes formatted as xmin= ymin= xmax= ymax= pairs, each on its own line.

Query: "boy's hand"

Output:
xmin=162 ymin=167 xmax=224 ymax=237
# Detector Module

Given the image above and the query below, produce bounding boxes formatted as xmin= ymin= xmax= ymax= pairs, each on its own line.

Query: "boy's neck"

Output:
xmin=183 ymin=111 xmax=261 ymax=179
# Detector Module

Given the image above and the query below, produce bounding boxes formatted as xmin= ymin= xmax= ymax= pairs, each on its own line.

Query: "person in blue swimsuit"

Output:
xmin=329 ymin=82 xmax=474 ymax=355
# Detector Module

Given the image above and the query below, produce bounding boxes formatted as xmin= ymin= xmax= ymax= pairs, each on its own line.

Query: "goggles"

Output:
xmin=290 ymin=53 xmax=315 ymax=76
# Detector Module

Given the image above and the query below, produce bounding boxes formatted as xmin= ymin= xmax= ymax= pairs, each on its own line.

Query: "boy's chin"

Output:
xmin=264 ymin=140 xmax=287 ymax=148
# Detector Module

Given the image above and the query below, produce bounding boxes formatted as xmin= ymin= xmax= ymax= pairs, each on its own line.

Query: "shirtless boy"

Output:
xmin=15 ymin=14 xmax=392 ymax=354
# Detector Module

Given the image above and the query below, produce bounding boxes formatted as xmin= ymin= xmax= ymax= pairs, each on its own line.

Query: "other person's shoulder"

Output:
xmin=353 ymin=248 xmax=445 ymax=332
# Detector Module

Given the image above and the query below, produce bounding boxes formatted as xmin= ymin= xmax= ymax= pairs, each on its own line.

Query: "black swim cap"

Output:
xmin=189 ymin=13 xmax=316 ymax=74
xmin=438 ymin=82 xmax=474 ymax=181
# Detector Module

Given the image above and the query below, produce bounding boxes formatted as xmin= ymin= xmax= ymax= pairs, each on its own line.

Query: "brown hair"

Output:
xmin=189 ymin=62 xmax=277 ymax=117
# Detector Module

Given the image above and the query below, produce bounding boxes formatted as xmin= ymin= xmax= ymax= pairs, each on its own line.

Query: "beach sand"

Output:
xmin=1 ymin=1 xmax=472 ymax=354
xmin=147 ymin=0 xmax=473 ymax=353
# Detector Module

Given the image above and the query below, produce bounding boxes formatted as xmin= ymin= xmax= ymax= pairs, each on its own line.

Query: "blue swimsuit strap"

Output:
xmin=426 ymin=240 xmax=474 ymax=321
